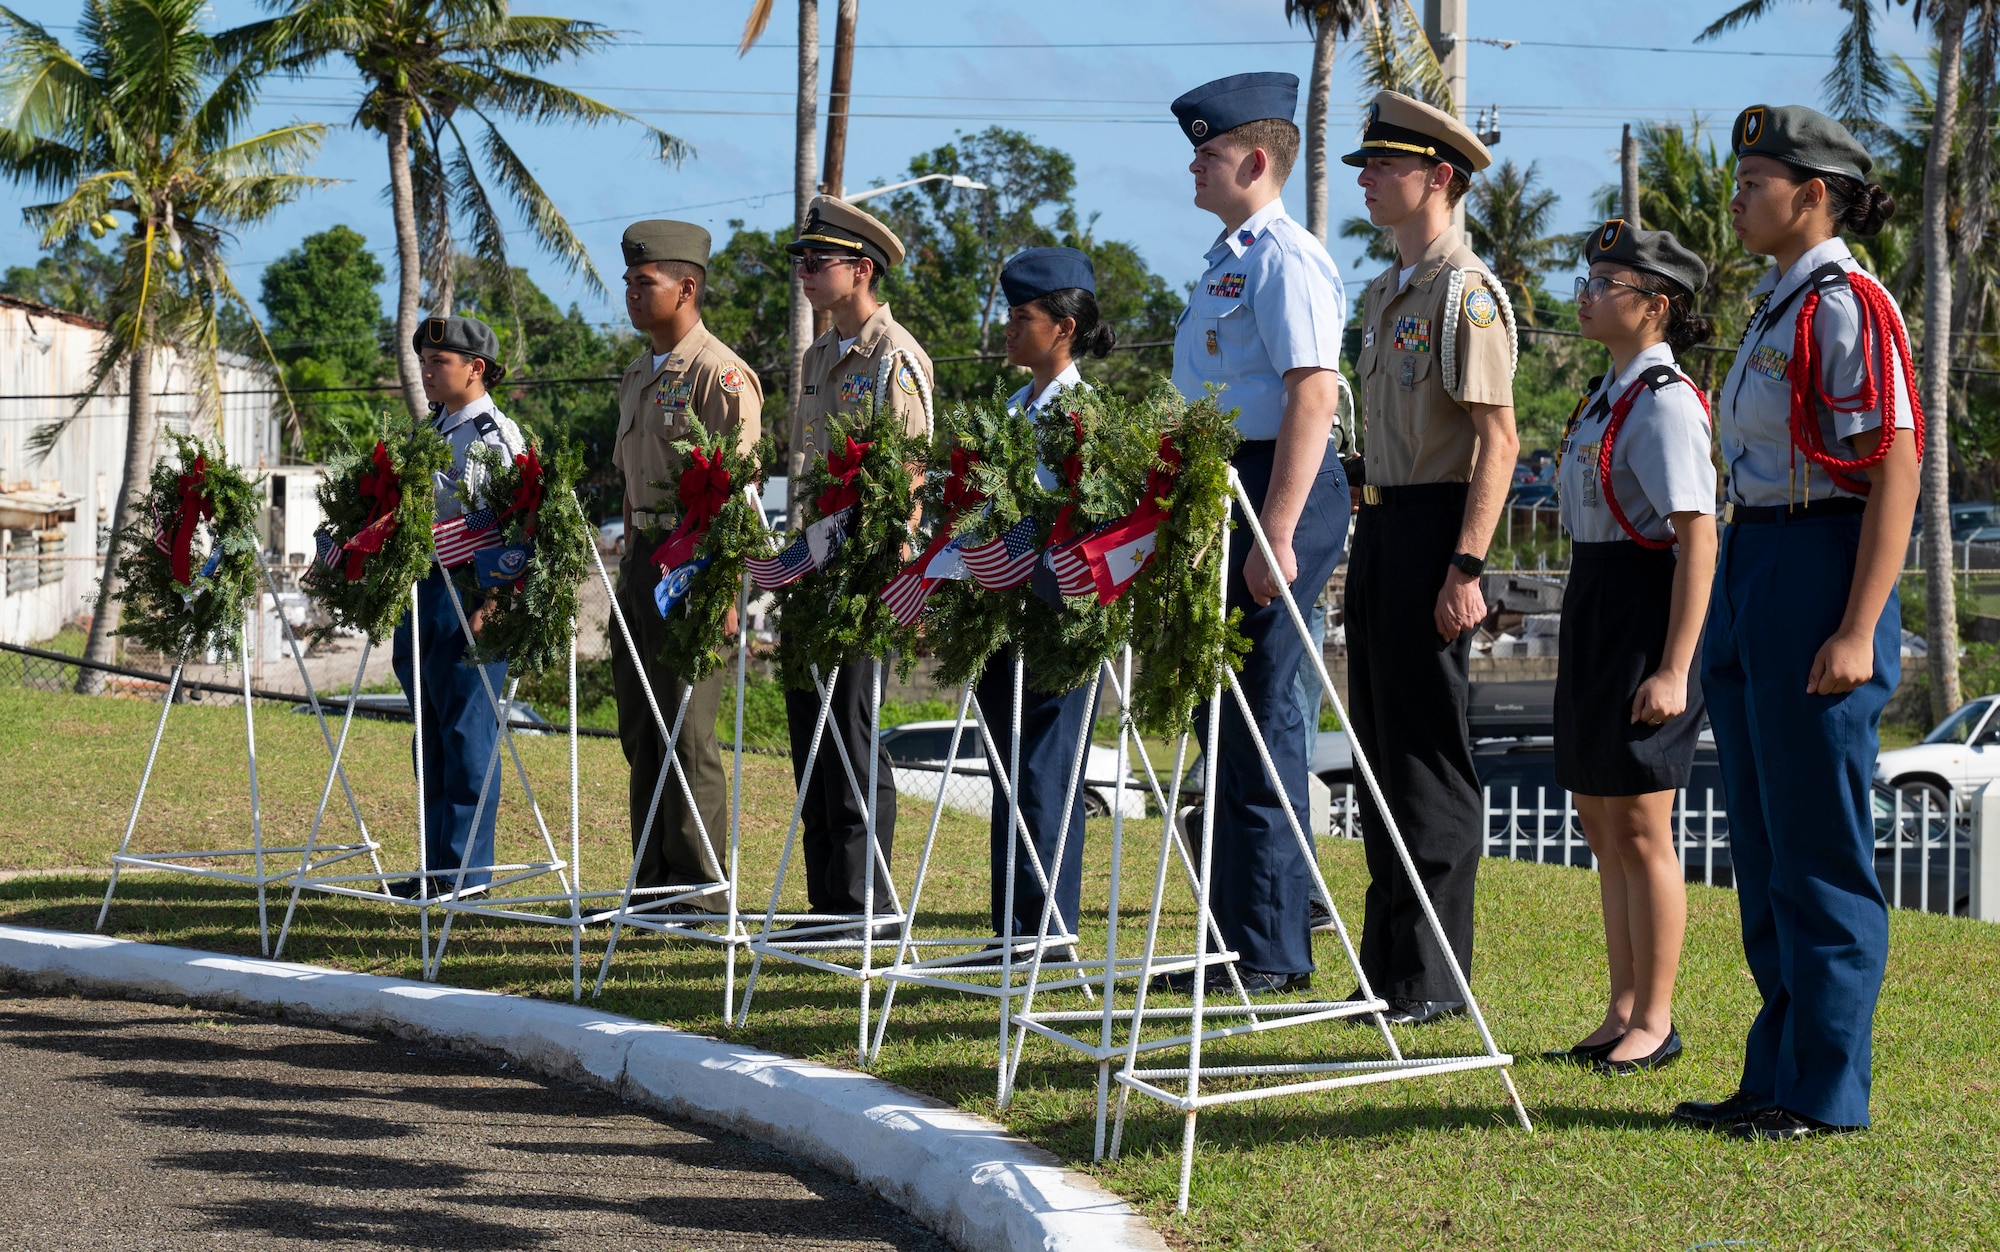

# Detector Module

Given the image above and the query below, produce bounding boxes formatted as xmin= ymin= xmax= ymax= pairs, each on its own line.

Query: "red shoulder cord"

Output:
xmin=1597 ymin=372 xmax=1710 ymax=552
xmin=1788 ymin=269 xmax=1924 ymax=495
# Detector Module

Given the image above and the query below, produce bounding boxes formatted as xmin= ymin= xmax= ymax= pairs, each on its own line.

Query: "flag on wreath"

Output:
xmin=748 ymin=534 xmax=814 ymax=589
xmin=878 ymin=534 xmax=966 ymax=626
xmin=1072 ymin=510 xmax=1161 ymax=604
xmin=960 ymin=516 xmax=1041 ymax=591
xmin=433 ymin=506 xmax=501 ymax=568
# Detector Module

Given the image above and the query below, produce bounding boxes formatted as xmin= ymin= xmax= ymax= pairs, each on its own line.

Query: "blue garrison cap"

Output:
xmin=1170 ymin=72 xmax=1299 ymax=146
xmin=1001 ymin=247 xmax=1096 ymax=305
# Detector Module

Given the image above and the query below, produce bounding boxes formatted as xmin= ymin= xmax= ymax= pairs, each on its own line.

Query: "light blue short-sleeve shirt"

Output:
xmin=1007 ymin=362 xmax=1086 ymax=490
xmin=1718 ymin=237 xmax=1917 ymax=508
xmin=429 ymin=393 xmax=525 ymax=520
xmin=1171 ymin=198 xmax=1346 ymax=440
xmin=1557 ymin=342 xmax=1717 ymax=544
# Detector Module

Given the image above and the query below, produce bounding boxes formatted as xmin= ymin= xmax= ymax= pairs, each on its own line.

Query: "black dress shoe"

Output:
xmin=1308 ymin=895 xmax=1336 ymax=933
xmin=385 ymin=878 xmax=424 ymax=900
xmin=1539 ymin=1033 xmax=1625 ymax=1066
xmin=1149 ymin=967 xmax=1311 ymax=996
xmin=1725 ymin=1106 xmax=1864 ymax=1141
xmin=1669 ymin=1088 xmax=1774 ymax=1128
xmin=1381 ymin=998 xmax=1466 ymax=1025
xmin=1593 ymin=1027 xmax=1682 ymax=1075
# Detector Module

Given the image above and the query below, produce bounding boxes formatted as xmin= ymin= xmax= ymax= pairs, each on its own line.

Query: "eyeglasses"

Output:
xmin=1574 ymin=274 xmax=1659 ymax=303
xmin=792 ymin=252 xmax=860 ymax=275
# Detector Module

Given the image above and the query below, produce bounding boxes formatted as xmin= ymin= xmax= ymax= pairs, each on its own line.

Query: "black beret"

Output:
xmin=414 ymin=315 xmax=506 ymax=384
xmin=1585 ymin=219 xmax=1708 ymax=297
xmin=622 ymin=219 xmax=711 ymax=269
xmin=1170 ymin=72 xmax=1298 ymax=146
xmin=1001 ymin=247 xmax=1095 ymax=305
xmin=1731 ymin=103 xmax=1872 ymax=184
xmin=1342 ymin=90 xmax=1490 ymax=174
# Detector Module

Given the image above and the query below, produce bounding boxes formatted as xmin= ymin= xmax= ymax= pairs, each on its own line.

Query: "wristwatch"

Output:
xmin=1449 ymin=552 xmax=1486 ymax=578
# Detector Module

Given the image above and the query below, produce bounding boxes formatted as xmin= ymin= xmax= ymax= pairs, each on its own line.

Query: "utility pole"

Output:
xmin=815 ymin=0 xmax=858 ymax=340
xmin=1620 ymin=123 xmax=1642 ymax=227
xmin=1424 ymin=0 xmax=1468 ymax=231
xmin=787 ymin=0 xmax=820 ymax=489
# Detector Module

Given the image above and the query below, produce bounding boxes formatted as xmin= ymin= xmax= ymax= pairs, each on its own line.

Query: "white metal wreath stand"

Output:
xmin=1104 ymin=469 xmax=1530 ymax=1214
xmin=98 ymin=548 xmax=377 ymax=955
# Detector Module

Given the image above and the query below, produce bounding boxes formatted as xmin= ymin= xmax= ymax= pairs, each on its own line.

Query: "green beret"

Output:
xmin=1731 ymin=103 xmax=1872 ymax=184
xmin=1585 ymin=219 xmax=1708 ymax=297
xmin=413 ymin=315 xmax=505 ymax=384
xmin=621 ymin=219 xmax=711 ymax=269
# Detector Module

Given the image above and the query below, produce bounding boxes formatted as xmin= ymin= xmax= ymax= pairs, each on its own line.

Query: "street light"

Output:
xmin=841 ymin=173 xmax=987 ymax=204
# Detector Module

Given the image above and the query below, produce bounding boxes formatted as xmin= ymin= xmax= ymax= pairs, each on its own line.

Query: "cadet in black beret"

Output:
xmin=414 ymin=314 xmax=506 ymax=384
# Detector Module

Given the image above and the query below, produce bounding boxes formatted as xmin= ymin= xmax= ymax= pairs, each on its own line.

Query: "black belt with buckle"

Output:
xmin=1722 ymin=497 xmax=1868 ymax=524
xmin=1357 ymin=481 xmax=1470 ymax=509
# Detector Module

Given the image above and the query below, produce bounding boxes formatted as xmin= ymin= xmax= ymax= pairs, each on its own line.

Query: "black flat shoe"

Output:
xmin=1725 ymin=1106 xmax=1864 ymax=1141
xmin=1593 ymin=1027 xmax=1682 ymax=1075
xmin=1669 ymin=1088 xmax=1773 ymax=1128
xmin=1540 ymin=1033 xmax=1625 ymax=1066
xmin=1381 ymin=999 xmax=1465 ymax=1025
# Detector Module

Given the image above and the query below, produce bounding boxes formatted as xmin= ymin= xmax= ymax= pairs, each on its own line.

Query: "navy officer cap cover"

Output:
xmin=1585 ymin=219 xmax=1708 ymax=299
xmin=1000 ymin=247 xmax=1096 ymax=305
xmin=413 ymin=314 xmax=505 ymax=384
xmin=1171 ymin=72 xmax=1299 ymax=145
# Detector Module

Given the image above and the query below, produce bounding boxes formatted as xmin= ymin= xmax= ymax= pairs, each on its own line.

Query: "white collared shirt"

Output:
xmin=1008 ymin=362 xmax=1087 ymax=490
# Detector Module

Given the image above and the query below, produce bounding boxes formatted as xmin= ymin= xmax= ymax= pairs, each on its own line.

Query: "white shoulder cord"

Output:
xmin=875 ymin=346 xmax=935 ymax=440
xmin=1440 ymin=266 xmax=1520 ymax=395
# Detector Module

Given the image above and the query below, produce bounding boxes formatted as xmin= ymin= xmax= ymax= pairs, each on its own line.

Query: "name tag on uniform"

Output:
xmin=1747 ymin=345 xmax=1790 ymax=380
xmin=803 ymin=384 xmax=817 ymax=396
xmin=1391 ymin=316 xmax=1431 ymax=353
xmin=1363 ymin=325 xmax=1375 ymax=349
xmin=1205 ymin=273 xmax=1246 ymax=298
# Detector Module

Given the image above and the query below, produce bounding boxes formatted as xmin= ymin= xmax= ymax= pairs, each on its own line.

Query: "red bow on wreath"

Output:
xmin=651 ymin=445 xmax=732 ymax=572
xmin=341 ymin=441 xmax=402 ymax=581
xmin=496 ymin=446 xmax=546 ymax=541
xmin=1048 ymin=411 xmax=1088 ymax=546
xmin=154 ymin=454 xmax=217 ymax=587
xmin=815 ymin=436 xmax=874 ymax=516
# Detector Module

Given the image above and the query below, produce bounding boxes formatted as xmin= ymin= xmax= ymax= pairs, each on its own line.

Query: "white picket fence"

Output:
xmin=1326 ymin=782 xmax=1988 ymax=920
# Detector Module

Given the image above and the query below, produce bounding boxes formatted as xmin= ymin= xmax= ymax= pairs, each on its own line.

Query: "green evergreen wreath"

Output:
xmin=303 ymin=416 xmax=451 ymax=644
xmin=112 ymin=434 xmax=263 ymax=661
xmin=637 ymin=420 xmax=774 ymax=682
xmin=455 ymin=440 xmax=594 ymax=676
xmin=1127 ymin=387 xmax=1249 ymax=735
xmin=772 ymin=400 xmax=922 ymax=690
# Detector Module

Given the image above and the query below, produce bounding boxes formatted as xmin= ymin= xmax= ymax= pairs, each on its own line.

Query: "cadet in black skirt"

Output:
xmin=1547 ymin=222 xmax=1718 ymax=1074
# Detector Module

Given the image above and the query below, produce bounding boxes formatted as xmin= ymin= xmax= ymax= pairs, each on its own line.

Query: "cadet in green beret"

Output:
xmin=611 ymin=219 xmax=764 ymax=913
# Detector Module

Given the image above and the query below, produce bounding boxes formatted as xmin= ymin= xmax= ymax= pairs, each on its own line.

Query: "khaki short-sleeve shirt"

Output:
xmin=786 ymin=301 xmax=933 ymax=484
xmin=613 ymin=322 xmax=763 ymax=517
xmin=1356 ymin=226 xmax=1516 ymax=487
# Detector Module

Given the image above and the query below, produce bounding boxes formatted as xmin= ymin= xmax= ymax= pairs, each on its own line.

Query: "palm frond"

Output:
xmin=738 ymin=0 xmax=774 ymax=56
xmin=201 ymin=120 xmax=329 ymax=178
xmin=453 ymin=14 xmax=619 ymax=71
xmin=474 ymin=116 xmax=606 ymax=295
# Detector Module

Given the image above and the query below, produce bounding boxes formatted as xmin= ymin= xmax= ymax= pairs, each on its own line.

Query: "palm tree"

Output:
xmin=1465 ymin=160 xmax=1563 ymax=324
xmin=225 ymin=1 xmax=689 ymax=423
xmin=0 ymin=0 xmax=331 ymax=692
xmin=1283 ymin=1 xmax=1370 ymax=244
xmin=1352 ymin=0 xmax=1453 ymax=112
xmin=1699 ymin=0 xmax=1905 ymax=121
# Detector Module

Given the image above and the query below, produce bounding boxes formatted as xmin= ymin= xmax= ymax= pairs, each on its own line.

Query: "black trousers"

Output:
xmin=1345 ymin=484 xmax=1481 ymax=1001
xmin=783 ymin=656 xmax=898 ymax=914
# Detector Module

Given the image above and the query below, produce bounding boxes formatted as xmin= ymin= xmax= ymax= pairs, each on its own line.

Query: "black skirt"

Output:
xmin=1555 ymin=540 xmax=1705 ymax=796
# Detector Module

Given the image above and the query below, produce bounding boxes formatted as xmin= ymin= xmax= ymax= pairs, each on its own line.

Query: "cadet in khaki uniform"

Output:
xmin=611 ymin=219 xmax=763 ymax=906
xmin=784 ymin=195 xmax=933 ymax=921
xmin=1345 ymin=92 xmax=1520 ymax=1024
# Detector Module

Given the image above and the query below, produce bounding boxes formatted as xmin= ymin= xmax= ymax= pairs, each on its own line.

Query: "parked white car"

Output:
xmin=879 ymin=720 xmax=1149 ymax=820
xmin=1874 ymin=695 xmax=2000 ymax=810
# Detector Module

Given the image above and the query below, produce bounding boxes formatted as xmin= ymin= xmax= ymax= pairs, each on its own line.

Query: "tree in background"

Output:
xmin=1 ymin=236 xmax=120 ymax=319
xmin=258 ymin=225 xmax=389 ymax=459
xmin=1283 ymin=1 xmax=1370 ymax=243
xmin=0 ymin=0 xmax=330 ymax=690
xmin=1465 ymin=160 xmax=1564 ymax=325
xmin=700 ymin=221 xmax=796 ymax=448
xmin=225 ymin=0 xmax=688 ymax=425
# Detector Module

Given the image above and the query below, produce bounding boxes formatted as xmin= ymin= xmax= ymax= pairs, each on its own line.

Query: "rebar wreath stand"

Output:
xmin=98 ymin=551 xmax=378 ymax=955
xmin=1107 ymin=470 xmax=1531 ymax=1214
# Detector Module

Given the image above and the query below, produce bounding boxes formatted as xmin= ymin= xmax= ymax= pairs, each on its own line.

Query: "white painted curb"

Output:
xmin=0 ymin=925 xmax=1165 ymax=1252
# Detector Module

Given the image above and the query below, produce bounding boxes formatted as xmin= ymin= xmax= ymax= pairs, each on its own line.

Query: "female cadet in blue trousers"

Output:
xmin=975 ymin=247 xmax=1115 ymax=954
xmin=1543 ymin=223 xmax=1718 ymax=1076
xmin=1674 ymin=105 xmax=1920 ymax=1139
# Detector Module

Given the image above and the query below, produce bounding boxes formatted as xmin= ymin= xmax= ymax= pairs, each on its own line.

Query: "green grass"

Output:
xmin=2 ymin=682 xmax=1997 ymax=1249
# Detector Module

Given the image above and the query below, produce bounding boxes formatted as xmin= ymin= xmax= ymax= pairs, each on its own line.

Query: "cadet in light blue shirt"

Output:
xmin=1157 ymin=72 xmax=1351 ymax=995
xmin=1557 ymin=342 xmax=1715 ymax=546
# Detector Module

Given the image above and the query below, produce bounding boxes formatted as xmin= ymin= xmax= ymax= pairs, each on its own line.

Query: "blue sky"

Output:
xmin=0 ymin=0 xmax=1934 ymax=329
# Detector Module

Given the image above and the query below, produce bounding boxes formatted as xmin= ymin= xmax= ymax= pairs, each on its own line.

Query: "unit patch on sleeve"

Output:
xmin=838 ymin=374 xmax=874 ymax=405
xmin=654 ymin=380 xmax=695 ymax=412
xmin=1463 ymin=287 xmax=1499 ymax=328
xmin=1747 ymin=344 xmax=1791 ymax=381
xmin=718 ymin=366 xmax=747 ymax=394
xmin=895 ymin=362 xmax=921 ymax=395
xmin=1391 ymin=316 xmax=1432 ymax=354
xmin=1205 ymin=273 xmax=1247 ymax=299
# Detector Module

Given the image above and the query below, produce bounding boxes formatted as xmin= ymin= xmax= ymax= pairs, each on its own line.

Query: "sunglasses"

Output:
xmin=791 ymin=252 xmax=861 ymax=275
xmin=1573 ymin=274 xmax=1659 ymax=303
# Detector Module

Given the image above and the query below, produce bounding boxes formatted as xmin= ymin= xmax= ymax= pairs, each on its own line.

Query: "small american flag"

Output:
xmin=433 ymin=507 xmax=501 ymax=568
xmin=151 ymin=503 xmax=171 ymax=558
xmin=747 ymin=534 xmax=814 ymax=590
xmin=961 ymin=516 xmax=1041 ymax=591
xmin=877 ymin=535 xmax=959 ymax=627
xmin=313 ymin=528 xmax=340 ymax=569
xmin=1046 ymin=530 xmax=1099 ymax=598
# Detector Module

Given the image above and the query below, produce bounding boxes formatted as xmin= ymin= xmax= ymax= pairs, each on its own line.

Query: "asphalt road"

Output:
xmin=0 ymin=993 xmax=949 ymax=1251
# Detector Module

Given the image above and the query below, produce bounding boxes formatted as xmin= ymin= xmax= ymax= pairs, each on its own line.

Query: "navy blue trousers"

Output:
xmin=976 ymin=658 xmax=1092 ymax=940
xmin=1195 ymin=440 xmax=1350 ymax=975
xmin=392 ymin=570 xmax=507 ymax=890
xmin=1702 ymin=513 xmax=1896 ymax=1127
